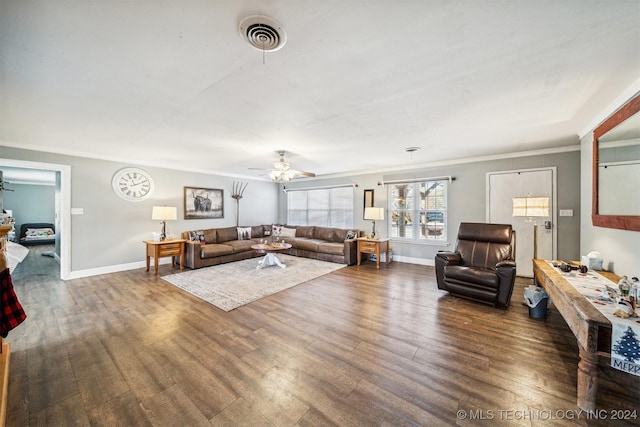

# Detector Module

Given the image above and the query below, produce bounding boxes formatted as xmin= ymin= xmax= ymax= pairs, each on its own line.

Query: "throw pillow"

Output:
xmin=237 ymin=227 xmax=252 ymax=240
xmin=26 ymin=228 xmax=54 ymax=237
xmin=346 ymin=230 xmax=358 ymax=240
xmin=280 ymin=227 xmax=296 ymax=238
xmin=188 ymin=230 xmax=205 ymax=244
xmin=271 ymin=224 xmax=282 ymax=236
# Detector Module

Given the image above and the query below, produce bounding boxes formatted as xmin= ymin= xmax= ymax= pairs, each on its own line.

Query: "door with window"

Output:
xmin=487 ymin=168 xmax=555 ymax=277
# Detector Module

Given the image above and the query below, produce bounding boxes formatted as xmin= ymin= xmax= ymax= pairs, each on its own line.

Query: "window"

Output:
xmin=388 ymin=180 xmax=447 ymax=241
xmin=287 ymin=186 xmax=354 ymax=228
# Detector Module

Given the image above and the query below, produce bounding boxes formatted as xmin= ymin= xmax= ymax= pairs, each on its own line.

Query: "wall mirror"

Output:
xmin=592 ymin=93 xmax=640 ymax=231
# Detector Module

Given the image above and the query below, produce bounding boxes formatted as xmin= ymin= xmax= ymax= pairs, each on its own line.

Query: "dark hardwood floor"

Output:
xmin=5 ymin=245 xmax=639 ymax=426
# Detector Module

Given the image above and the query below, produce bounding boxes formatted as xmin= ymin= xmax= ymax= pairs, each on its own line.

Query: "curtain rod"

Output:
xmin=282 ymin=183 xmax=358 ymax=192
xmin=599 ymin=160 xmax=640 ymax=167
xmin=378 ymin=176 xmax=455 ymax=186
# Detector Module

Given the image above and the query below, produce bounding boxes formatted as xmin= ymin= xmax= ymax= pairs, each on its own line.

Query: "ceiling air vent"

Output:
xmin=239 ymin=15 xmax=287 ymax=52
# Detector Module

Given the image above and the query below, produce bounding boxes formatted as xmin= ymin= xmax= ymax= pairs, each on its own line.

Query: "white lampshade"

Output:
xmin=364 ymin=207 xmax=385 ymax=221
xmin=152 ymin=206 xmax=177 ymax=221
xmin=512 ymin=197 xmax=549 ymax=218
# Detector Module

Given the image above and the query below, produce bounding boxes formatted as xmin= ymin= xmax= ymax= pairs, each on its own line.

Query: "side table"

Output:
xmin=143 ymin=239 xmax=186 ymax=275
xmin=357 ymin=237 xmax=391 ymax=269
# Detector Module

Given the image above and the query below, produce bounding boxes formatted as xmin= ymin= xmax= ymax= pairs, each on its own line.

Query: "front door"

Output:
xmin=487 ymin=168 xmax=555 ymax=277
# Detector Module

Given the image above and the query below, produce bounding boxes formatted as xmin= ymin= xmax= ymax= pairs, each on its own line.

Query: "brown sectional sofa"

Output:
xmin=181 ymin=224 xmax=359 ymax=269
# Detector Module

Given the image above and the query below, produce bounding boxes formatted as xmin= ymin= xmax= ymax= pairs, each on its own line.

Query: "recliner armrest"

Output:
xmin=495 ymin=260 xmax=516 ymax=269
xmin=435 ymin=251 xmax=461 ymax=265
xmin=435 ymin=251 xmax=461 ymax=290
xmin=495 ymin=260 xmax=517 ymax=307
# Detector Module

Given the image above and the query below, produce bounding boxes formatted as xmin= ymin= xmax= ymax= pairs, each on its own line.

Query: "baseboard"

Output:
xmin=392 ymin=256 xmax=434 ymax=266
xmin=66 ymin=255 xmax=435 ymax=280
xmin=66 ymin=258 xmax=175 ymax=280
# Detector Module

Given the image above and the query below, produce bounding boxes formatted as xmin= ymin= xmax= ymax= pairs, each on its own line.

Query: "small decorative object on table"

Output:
xmin=618 ymin=275 xmax=631 ymax=297
xmin=271 ymin=227 xmax=281 ymax=243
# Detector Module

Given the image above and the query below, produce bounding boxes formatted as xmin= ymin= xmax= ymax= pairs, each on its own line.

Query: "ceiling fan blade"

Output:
xmin=290 ymin=169 xmax=316 ymax=177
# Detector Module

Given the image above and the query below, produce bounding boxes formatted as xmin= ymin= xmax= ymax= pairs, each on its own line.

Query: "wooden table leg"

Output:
xmin=577 ymin=345 xmax=599 ymax=411
xmin=146 ymin=255 xmax=150 ymax=272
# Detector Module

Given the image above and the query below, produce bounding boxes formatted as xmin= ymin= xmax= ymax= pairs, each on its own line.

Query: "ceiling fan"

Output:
xmin=250 ymin=150 xmax=316 ymax=183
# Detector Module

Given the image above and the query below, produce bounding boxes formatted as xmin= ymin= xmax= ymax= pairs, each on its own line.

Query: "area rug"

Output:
xmin=161 ymin=254 xmax=345 ymax=311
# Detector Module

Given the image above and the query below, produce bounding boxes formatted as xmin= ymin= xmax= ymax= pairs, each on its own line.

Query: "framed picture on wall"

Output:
xmin=184 ymin=187 xmax=224 ymax=219
xmin=364 ymin=189 xmax=374 ymax=219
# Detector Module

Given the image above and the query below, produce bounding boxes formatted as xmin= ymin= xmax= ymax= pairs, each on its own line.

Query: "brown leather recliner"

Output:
xmin=435 ymin=222 xmax=516 ymax=308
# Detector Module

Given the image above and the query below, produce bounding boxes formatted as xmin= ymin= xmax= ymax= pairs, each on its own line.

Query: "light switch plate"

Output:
xmin=71 ymin=208 xmax=84 ymax=215
xmin=559 ymin=209 xmax=573 ymax=217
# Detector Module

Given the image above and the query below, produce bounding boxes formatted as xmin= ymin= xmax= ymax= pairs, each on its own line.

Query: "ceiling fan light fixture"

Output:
xmin=254 ymin=150 xmax=316 ymax=183
xmin=270 ymin=170 xmax=293 ymax=183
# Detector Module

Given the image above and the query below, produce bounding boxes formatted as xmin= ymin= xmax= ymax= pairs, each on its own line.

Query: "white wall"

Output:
xmin=1 ymin=147 xmax=280 ymax=277
xmin=284 ymin=150 xmax=582 ymax=266
xmin=1 ymin=182 xmax=55 ymax=232
xmin=580 ymin=134 xmax=640 ymax=278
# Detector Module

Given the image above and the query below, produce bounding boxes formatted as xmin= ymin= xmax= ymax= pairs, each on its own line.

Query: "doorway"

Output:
xmin=487 ymin=168 xmax=556 ymax=277
xmin=0 ymin=159 xmax=71 ymax=280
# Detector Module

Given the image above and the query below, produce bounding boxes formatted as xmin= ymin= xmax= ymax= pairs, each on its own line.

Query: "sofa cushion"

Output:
xmin=225 ymin=239 xmax=257 ymax=253
xmin=331 ymin=229 xmax=347 ymax=242
xmin=444 ymin=265 xmax=499 ymax=289
xmin=216 ymin=227 xmax=238 ymax=243
xmin=296 ymin=226 xmax=314 ymax=238
xmin=313 ymin=227 xmax=334 ymax=241
xmin=345 ymin=229 xmax=358 ymax=240
xmin=317 ymin=242 xmax=344 ymax=255
xmin=201 ymin=244 xmax=233 ymax=258
xmin=293 ymin=238 xmax=321 ymax=252
xmin=203 ymin=229 xmax=217 ymax=244
xmin=251 ymin=225 xmax=265 ymax=238
xmin=280 ymin=227 xmax=296 ymax=238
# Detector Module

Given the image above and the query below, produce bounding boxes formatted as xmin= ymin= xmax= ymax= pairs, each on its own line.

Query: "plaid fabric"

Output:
xmin=0 ymin=268 xmax=27 ymax=338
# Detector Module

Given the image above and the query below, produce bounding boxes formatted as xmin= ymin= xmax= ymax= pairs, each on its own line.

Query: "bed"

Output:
xmin=5 ymin=241 xmax=29 ymax=272
xmin=18 ymin=223 xmax=56 ymax=246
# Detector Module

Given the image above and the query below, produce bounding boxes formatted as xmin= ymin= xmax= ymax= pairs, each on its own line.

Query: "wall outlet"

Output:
xmin=559 ymin=209 xmax=573 ymax=217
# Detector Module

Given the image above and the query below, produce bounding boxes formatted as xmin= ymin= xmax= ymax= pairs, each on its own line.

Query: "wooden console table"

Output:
xmin=144 ymin=239 xmax=186 ymax=275
xmin=357 ymin=238 xmax=391 ymax=269
xmin=533 ymin=259 xmax=617 ymax=411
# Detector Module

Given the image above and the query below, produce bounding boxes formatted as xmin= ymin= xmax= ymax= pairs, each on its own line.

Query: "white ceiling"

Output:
xmin=1 ymin=1 xmax=639 ymax=181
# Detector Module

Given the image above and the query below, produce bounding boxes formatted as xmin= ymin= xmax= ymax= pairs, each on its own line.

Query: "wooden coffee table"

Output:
xmin=251 ymin=242 xmax=292 ymax=270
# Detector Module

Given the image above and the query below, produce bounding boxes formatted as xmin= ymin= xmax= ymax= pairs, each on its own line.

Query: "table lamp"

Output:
xmin=152 ymin=206 xmax=177 ymax=241
xmin=364 ymin=207 xmax=385 ymax=238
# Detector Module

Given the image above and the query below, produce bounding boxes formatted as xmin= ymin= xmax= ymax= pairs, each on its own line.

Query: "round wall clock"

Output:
xmin=111 ymin=167 xmax=155 ymax=202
